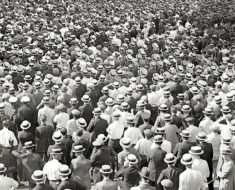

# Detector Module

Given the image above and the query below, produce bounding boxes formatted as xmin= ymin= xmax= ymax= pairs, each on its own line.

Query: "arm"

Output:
xmin=87 ymin=119 xmax=94 ymax=132
xmin=217 ymin=161 xmax=233 ymax=179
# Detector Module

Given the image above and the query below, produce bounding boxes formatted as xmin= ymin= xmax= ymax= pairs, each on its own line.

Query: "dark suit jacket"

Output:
xmin=148 ymin=147 xmax=167 ymax=181
xmin=57 ymin=178 xmax=86 ymax=190
xmin=116 ymin=165 xmax=140 ymax=189
xmin=87 ymin=117 xmax=108 ymax=142
xmin=18 ymin=130 xmax=35 ymax=151
xmin=157 ymin=165 xmax=183 ymax=190
xmin=126 ymin=96 xmax=137 ymax=110
xmin=79 ymin=104 xmax=94 ymax=125
xmin=61 ymin=136 xmax=73 ymax=165
xmin=198 ymin=142 xmax=213 ymax=172
xmin=72 ymin=84 xmax=87 ymax=105
xmin=71 ymin=139 xmax=92 ymax=159
xmin=86 ymin=89 xmax=99 ymax=107
xmin=35 ymin=124 xmax=54 ymax=153
xmin=47 ymin=143 xmax=67 ymax=164
xmin=173 ymin=141 xmax=193 ymax=170
xmin=32 ymin=184 xmax=54 ymax=190
xmin=18 ymin=105 xmax=35 ymax=126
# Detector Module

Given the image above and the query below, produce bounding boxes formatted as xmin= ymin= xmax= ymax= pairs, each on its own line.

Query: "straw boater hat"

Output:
xmin=73 ymin=145 xmax=85 ymax=153
xmin=164 ymin=153 xmax=176 ymax=164
xmin=221 ymin=147 xmax=232 ymax=155
xmin=120 ymin=137 xmax=132 ymax=148
xmin=59 ymin=165 xmax=71 ymax=176
xmin=0 ymin=163 xmax=7 ymax=173
xmin=31 ymin=170 xmax=45 ymax=182
xmin=180 ymin=130 xmax=191 ymax=138
xmin=196 ymin=132 xmax=208 ymax=141
xmin=125 ymin=154 xmax=138 ymax=165
xmin=50 ymin=148 xmax=63 ymax=155
xmin=181 ymin=153 xmax=193 ymax=165
xmin=52 ymin=131 xmax=63 ymax=142
xmin=23 ymin=141 xmax=36 ymax=149
xmin=100 ymin=165 xmax=113 ymax=174
xmin=81 ymin=95 xmax=91 ymax=102
xmin=20 ymin=120 xmax=31 ymax=130
xmin=189 ymin=146 xmax=204 ymax=155
xmin=77 ymin=118 xmax=87 ymax=127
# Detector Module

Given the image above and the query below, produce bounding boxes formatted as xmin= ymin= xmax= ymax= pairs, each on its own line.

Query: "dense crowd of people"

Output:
xmin=0 ymin=0 xmax=235 ymax=189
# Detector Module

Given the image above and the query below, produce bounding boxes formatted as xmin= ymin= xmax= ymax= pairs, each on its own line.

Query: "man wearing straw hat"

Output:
xmin=31 ymin=170 xmax=53 ymax=190
xmin=217 ymin=147 xmax=235 ymax=190
xmin=189 ymin=146 xmax=210 ymax=182
xmin=148 ymin=135 xmax=167 ymax=187
xmin=43 ymin=148 xmax=63 ymax=189
xmin=173 ymin=130 xmax=193 ymax=170
xmin=71 ymin=145 xmax=91 ymax=190
xmin=131 ymin=167 xmax=155 ymax=190
xmin=157 ymin=153 xmax=182 ymax=190
xmin=179 ymin=154 xmax=206 ymax=190
xmin=0 ymin=163 xmax=18 ymax=190
xmin=116 ymin=154 xmax=140 ymax=190
xmin=12 ymin=141 xmax=43 ymax=189
xmin=196 ymin=132 xmax=214 ymax=190
xmin=95 ymin=165 xmax=118 ymax=190
xmin=57 ymin=164 xmax=86 ymax=190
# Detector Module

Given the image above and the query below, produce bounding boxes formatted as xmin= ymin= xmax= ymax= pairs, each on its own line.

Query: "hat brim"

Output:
xmin=180 ymin=133 xmax=191 ymax=137
xmin=120 ymin=141 xmax=132 ymax=148
xmin=20 ymin=123 xmax=31 ymax=130
xmin=59 ymin=169 xmax=71 ymax=176
xmin=196 ymin=136 xmax=208 ymax=141
xmin=189 ymin=150 xmax=204 ymax=155
xmin=164 ymin=157 xmax=176 ymax=164
xmin=31 ymin=175 xmax=44 ymax=181
xmin=52 ymin=136 xmax=63 ymax=142
xmin=99 ymin=169 xmax=113 ymax=174
xmin=181 ymin=159 xmax=193 ymax=165
xmin=72 ymin=148 xmax=86 ymax=153
xmin=0 ymin=167 xmax=7 ymax=173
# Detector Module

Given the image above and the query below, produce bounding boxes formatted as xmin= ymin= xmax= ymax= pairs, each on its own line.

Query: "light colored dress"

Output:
xmin=218 ymin=160 xmax=235 ymax=190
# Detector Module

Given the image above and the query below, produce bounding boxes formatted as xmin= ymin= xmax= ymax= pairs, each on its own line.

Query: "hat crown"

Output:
xmin=190 ymin=146 xmax=203 ymax=154
xmin=73 ymin=145 xmax=84 ymax=152
xmin=181 ymin=153 xmax=192 ymax=163
xmin=0 ymin=164 xmax=6 ymax=172
xmin=51 ymin=148 xmax=62 ymax=154
xmin=32 ymin=170 xmax=44 ymax=180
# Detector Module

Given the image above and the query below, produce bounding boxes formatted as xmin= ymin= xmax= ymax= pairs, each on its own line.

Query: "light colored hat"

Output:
xmin=59 ymin=165 xmax=71 ymax=176
xmin=20 ymin=120 xmax=31 ymax=130
xmin=164 ymin=153 xmax=176 ymax=164
xmin=31 ymin=170 xmax=44 ymax=181
xmin=181 ymin=153 xmax=193 ymax=165
xmin=72 ymin=145 xmax=85 ymax=153
xmin=21 ymin=96 xmax=30 ymax=103
xmin=52 ymin=131 xmax=63 ymax=142
xmin=120 ymin=137 xmax=132 ymax=148
xmin=99 ymin=165 xmax=113 ymax=174
xmin=125 ymin=154 xmax=138 ymax=164
xmin=189 ymin=146 xmax=204 ymax=155
xmin=0 ymin=164 xmax=7 ymax=173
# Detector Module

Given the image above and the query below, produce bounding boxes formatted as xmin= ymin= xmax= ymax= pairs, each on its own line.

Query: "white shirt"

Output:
xmin=199 ymin=117 xmax=214 ymax=135
xmin=66 ymin=119 xmax=80 ymax=137
xmin=151 ymin=140 xmax=172 ymax=153
xmin=124 ymin=127 xmax=143 ymax=145
xmin=192 ymin=158 xmax=210 ymax=179
xmin=134 ymin=138 xmax=152 ymax=158
xmin=179 ymin=168 xmax=206 ymax=190
xmin=53 ymin=112 xmax=70 ymax=129
xmin=0 ymin=128 xmax=18 ymax=147
xmin=38 ymin=105 xmax=56 ymax=127
xmin=207 ymin=132 xmax=221 ymax=160
xmin=147 ymin=91 xmax=161 ymax=107
xmin=106 ymin=120 xmax=124 ymax=140
xmin=0 ymin=175 xmax=18 ymax=190
xmin=43 ymin=159 xmax=63 ymax=181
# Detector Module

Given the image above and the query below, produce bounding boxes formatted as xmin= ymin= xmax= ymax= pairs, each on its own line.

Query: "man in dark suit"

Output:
xmin=131 ymin=167 xmax=155 ymax=190
xmin=116 ymin=154 xmax=141 ymax=190
xmin=148 ymin=135 xmax=167 ymax=187
xmin=79 ymin=95 xmax=94 ymax=125
xmin=90 ymin=137 xmax=117 ymax=184
xmin=87 ymin=107 xmax=108 ymax=143
xmin=86 ymin=83 xmax=99 ymax=108
xmin=35 ymin=114 xmax=54 ymax=161
xmin=95 ymin=165 xmax=118 ymax=190
xmin=59 ymin=127 xmax=73 ymax=166
xmin=125 ymin=88 xmax=137 ymax=110
xmin=197 ymin=132 xmax=214 ymax=190
xmin=18 ymin=120 xmax=35 ymax=152
xmin=31 ymin=170 xmax=54 ymax=190
xmin=72 ymin=77 xmax=87 ymax=106
xmin=17 ymin=96 xmax=35 ymax=132
xmin=12 ymin=141 xmax=43 ymax=189
xmin=173 ymin=130 xmax=193 ymax=170
xmin=47 ymin=131 xmax=67 ymax=164
xmin=157 ymin=153 xmax=183 ymax=190
xmin=57 ymin=164 xmax=86 ymax=190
